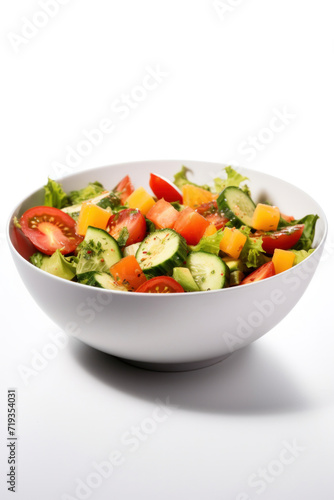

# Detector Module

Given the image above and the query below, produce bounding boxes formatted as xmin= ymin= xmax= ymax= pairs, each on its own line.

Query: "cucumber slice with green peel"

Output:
xmin=77 ymin=271 xmax=96 ymax=284
xmin=136 ymin=229 xmax=188 ymax=276
xmin=229 ymin=270 xmax=245 ymax=286
xmin=87 ymin=272 xmax=127 ymax=291
xmin=217 ymin=186 xmax=256 ymax=227
xmin=186 ymin=251 xmax=230 ymax=291
xmin=62 ymin=192 xmax=110 ymax=220
xmin=76 ymin=226 xmax=122 ymax=276
xmin=172 ymin=267 xmax=200 ymax=292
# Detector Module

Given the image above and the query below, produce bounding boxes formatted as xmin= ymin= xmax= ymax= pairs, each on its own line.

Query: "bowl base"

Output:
xmin=120 ymin=353 xmax=231 ymax=372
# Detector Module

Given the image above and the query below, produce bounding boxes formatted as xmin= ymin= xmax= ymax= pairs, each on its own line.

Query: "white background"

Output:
xmin=1 ymin=1 xmax=334 ymax=499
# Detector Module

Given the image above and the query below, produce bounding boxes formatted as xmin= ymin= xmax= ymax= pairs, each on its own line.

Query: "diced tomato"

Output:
xmin=254 ymin=224 xmax=304 ymax=254
xmin=173 ymin=207 xmax=210 ymax=245
xmin=107 ymin=208 xmax=146 ymax=246
xmin=20 ymin=206 xmax=82 ymax=255
xmin=110 ymin=255 xmax=147 ymax=291
xmin=149 ymin=173 xmax=183 ymax=203
xmin=136 ymin=276 xmax=184 ymax=293
xmin=146 ymin=199 xmax=180 ymax=229
xmin=241 ymin=261 xmax=275 ymax=285
xmin=195 ymin=201 xmax=229 ymax=230
xmin=115 ymin=175 xmax=134 ymax=204
xmin=281 ymin=213 xmax=295 ymax=223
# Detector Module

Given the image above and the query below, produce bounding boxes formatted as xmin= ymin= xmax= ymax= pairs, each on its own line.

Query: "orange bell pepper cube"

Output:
xmin=146 ymin=199 xmax=180 ymax=229
xmin=272 ymin=248 xmax=295 ymax=274
xmin=182 ymin=184 xmax=217 ymax=209
xmin=202 ymin=223 xmax=217 ymax=238
xmin=173 ymin=207 xmax=210 ymax=245
xmin=126 ymin=187 xmax=156 ymax=215
xmin=110 ymin=255 xmax=147 ymax=291
xmin=252 ymin=203 xmax=280 ymax=231
xmin=76 ymin=202 xmax=111 ymax=236
xmin=219 ymin=227 xmax=247 ymax=259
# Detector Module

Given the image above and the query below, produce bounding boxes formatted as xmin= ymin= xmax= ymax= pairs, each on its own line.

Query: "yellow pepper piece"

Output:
xmin=76 ymin=202 xmax=111 ymax=236
xmin=272 ymin=249 xmax=295 ymax=274
xmin=202 ymin=224 xmax=217 ymax=238
xmin=252 ymin=203 xmax=280 ymax=231
xmin=126 ymin=187 xmax=155 ymax=215
xmin=219 ymin=227 xmax=247 ymax=259
xmin=182 ymin=184 xmax=217 ymax=209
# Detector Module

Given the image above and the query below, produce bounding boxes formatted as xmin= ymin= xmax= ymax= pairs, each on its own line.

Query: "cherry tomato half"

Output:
xmin=254 ymin=224 xmax=304 ymax=254
xmin=108 ymin=208 xmax=146 ymax=246
xmin=195 ymin=201 xmax=229 ymax=230
xmin=149 ymin=173 xmax=183 ymax=203
xmin=241 ymin=261 xmax=275 ymax=285
xmin=115 ymin=175 xmax=134 ymax=204
xmin=136 ymin=276 xmax=184 ymax=293
xmin=20 ymin=206 xmax=82 ymax=255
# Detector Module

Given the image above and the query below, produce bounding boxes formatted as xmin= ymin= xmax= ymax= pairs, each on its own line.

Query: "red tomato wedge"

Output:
xmin=173 ymin=207 xmax=210 ymax=245
xmin=136 ymin=276 xmax=184 ymax=293
xmin=20 ymin=206 xmax=82 ymax=255
xmin=146 ymin=199 xmax=180 ymax=229
xmin=149 ymin=173 xmax=183 ymax=203
xmin=108 ymin=208 xmax=146 ymax=246
xmin=110 ymin=255 xmax=147 ymax=291
xmin=195 ymin=201 xmax=229 ymax=230
xmin=241 ymin=261 xmax=275 ymax=285
xmin=254 ymin=224 xmax=304 ymax=254
xmin=115 ymin=175 xmax=134 ymax=204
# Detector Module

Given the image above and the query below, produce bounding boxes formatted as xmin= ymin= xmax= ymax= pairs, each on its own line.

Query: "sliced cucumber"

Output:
xmin=87 ymin=272 xmax=127 ymax=291
xmin=186 ymin=251 xmax=230 ymax=291
xmin=172 ymin=267 xmax=200 ymax=292
xmin=76 ymin=226 xmax=122 ymax=276
xmin=62 ymin=192 xmax=110 ymax=220
xmin=77 ymin=271 xmax=96 ymax=284
xmin=123 ymin=242 xmax=141 ymax=258
xmin=136 ymin=229 xmax=188 ymax=276
xmin=217 ymin=186 xmax=256 ymax=227
xmin=229 ymin=270 xmax=245 ymax=286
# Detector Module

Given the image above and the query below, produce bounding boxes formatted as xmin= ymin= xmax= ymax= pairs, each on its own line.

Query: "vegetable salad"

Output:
xmin=15 ymin=167 xmax=319 ymax=293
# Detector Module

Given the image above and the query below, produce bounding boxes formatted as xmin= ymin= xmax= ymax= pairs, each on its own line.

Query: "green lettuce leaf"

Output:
xmin=278 ymin=214 xmax=319 ymax=251
xmin=30 ymin=250 xmax=77 ymax=279
xmin=292 ymin=215 xmax=319 ymax=251
xmin=238 ymin=227 xmax=267 ymax=268
xmin=189 ymin=229 xmax=224 ymax=255
xmin=213 ymin=166 xmax=249 ymax=193
xmin=290 ymin=249 xmax=315 ymax=265
xmin=173 ymin=166 xmax=211 ymax=191
xmin=69 ymin=181 xmax=105 ymax=205
xmin=44 ymin=178 xmax=69 ymax=209
xmin=30 ymin=252 xmax=48 ymax=268
xmin=41 ymin=249 xmax=76 ymax=280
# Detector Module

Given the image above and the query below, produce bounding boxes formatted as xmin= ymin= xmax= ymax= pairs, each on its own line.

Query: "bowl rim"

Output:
xmin=6 ymin=159 xmax=328 ymax=297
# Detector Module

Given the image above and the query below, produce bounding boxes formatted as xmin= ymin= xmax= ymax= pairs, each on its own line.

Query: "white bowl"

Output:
xmin=7 ymin=160 xmax=328 ymax=371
